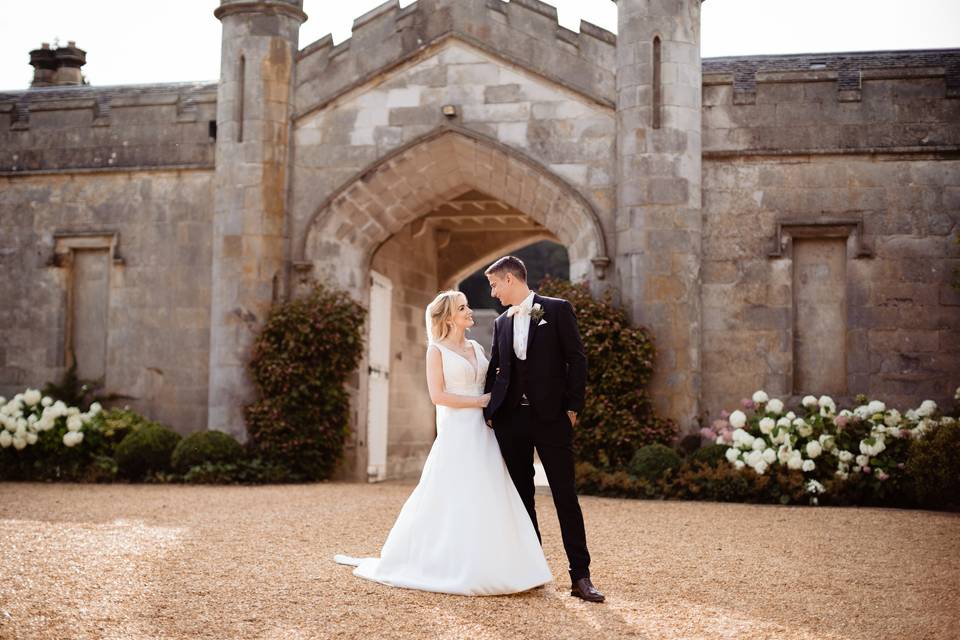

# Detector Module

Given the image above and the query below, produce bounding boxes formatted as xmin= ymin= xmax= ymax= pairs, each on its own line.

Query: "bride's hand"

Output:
xmin=478 ymin=393 xmax=491 ymax=408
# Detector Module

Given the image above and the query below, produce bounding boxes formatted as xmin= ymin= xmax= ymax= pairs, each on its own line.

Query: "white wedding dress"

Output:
xmin=334 ymin=339 xmax=552 ymax=595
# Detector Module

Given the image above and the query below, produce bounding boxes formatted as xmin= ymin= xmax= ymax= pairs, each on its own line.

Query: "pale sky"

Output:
xmin=1 ymin=0 xmax=958 ymax=90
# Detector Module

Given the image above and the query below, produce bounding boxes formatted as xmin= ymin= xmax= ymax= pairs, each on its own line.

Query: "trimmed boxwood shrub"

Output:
xmin=907 ymin=421 xmax=960 ymax=510
xmin=629 ymin=444 xmax=682 ymax=482
xmin=690 ymin=444 xmax=729 ymax=467
xmin=115 ymin=423 xmax=182 ymax=480
xmin=171 ymin=430 xmax=244 ymax=474
xmin=245 ymin=281 xmax=366 ymax=480
xmin=539 ymin=277 xmax=675 ymax=469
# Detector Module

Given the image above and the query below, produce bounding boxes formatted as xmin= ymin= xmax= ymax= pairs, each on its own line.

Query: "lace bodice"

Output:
xmin=432 ymin=340 xmax=488 ymax=396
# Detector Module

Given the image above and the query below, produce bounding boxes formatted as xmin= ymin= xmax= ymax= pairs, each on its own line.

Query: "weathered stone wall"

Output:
xmin=0 ymin=80 xmax=218 ymax=434
xmin=0 ymin=82 xmax=217 ymax=172
xmin=369 ymin=223 xmax=440 ymax=478
xmin=701 ymin=54 xmax=960 ymax=417
xmin=0 ymin=169 xmax=214 ymax=432
xmin=291 ymin=38 xmax=617 ymax=264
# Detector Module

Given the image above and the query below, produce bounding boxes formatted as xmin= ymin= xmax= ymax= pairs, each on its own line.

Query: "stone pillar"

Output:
xmin=615 ymin=0 xmax=703 ymax=431
xmin=208 ymin=0 xmax=306 ymax=438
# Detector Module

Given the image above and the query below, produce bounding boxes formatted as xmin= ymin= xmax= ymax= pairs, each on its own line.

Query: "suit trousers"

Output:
xmin=493 ymin=404 xmax=591 ymax=582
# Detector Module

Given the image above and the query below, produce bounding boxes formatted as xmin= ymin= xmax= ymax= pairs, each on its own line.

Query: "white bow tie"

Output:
xmin=507 ymin=305 xmax=529 ymax=318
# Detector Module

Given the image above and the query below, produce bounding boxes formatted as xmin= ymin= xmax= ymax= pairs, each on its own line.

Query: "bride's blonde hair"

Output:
xmin=425 ymin=290 xmax=466 ymax=344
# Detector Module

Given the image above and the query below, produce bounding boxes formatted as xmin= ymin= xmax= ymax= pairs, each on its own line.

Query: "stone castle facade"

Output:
xmin=1 ymin=0 xmax=958 ymax=480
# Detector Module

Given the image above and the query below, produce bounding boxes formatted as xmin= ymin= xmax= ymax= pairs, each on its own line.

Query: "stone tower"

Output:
xmin=208 ymin=0 xmax=306 ymax=437
xmin=615 ymin=0 xmax=703 ymax=429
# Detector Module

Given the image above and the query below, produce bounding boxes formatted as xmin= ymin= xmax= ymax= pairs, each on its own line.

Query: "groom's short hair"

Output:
xmin=485 ymin=256 xmax=527 ymax=282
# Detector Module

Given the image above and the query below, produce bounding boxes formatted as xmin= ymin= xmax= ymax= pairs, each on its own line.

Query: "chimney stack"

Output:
xmin=29 ymin=41 xmax=87 ymax=87
xmin=29 ymin=43 xmax=58 ymax=87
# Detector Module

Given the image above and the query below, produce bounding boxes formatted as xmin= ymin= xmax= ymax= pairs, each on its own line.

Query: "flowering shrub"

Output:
xmin=703 ymin=388 xmax=958 ymax=507
xmin=0 ymin=389 xmax=101 ymax=450
xmin=538 ymin=277 xmax=675 ymax=468
xmin=246 ymin=281 xmax=366 ymax=480
xmin=0 ymin=388 xmax=112 ymax=480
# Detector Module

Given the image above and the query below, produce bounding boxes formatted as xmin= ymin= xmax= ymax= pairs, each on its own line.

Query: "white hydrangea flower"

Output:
xmin=837 ymin=409 xmax=853 ymax=418
xmin=729 ymin=410 xmax=747 ymax=429
xmin=787 ymin=451 xmax=803 ymax=470
xmin=25 ymin=432 xmax=37 ymax=445
xmin=802 ymin=395 xmax=818 ymax=409
xmin=758 ymin=417 xmax=776 ymax=434
xmin=806 ymin=479 xmax=826 ymax=494
xmin=915 ymin=400 xmax=937 ymax=418
xmin=802 ymin=459 xmax=816 ymax=472
xmin=66 ymin=415 xmax=83 ymax=432
xmin=725 ymin=447 xmax=740 ymax=463
xmin=715 ymin=435 xmax=726 ymax=446
xmin=734 ymin=460 xmax=745 ymax=470
xmin=12 ymin=437 xmax=26 ymax=450
xmin=770 ymin=428 xmax=787 ymax=445
xmin=751 ymin=438 xmax=767 ymax=452
xmin=806 ymin=441 xmax=822 ymax=459
xmin=786 ymin=411 xmax=796 ymax=420
xmin=41 ymin=396 xmax=53 ymax=407
xmin=62 ymin=431 xmax=84 ymax=447
xmin=883 ymin=409 xmax=902 ymax=427
xmin=796 ymin=421 xmax=813 ymax=438
xmin=89 ymin=402 xmax=103 ymax=415
xmin=776 ymin=417 xmax=791 ymax=429
xmin=761 ymin=448 xmax=777 ymax=464
xmin=867 ymin=400 xmax=886 ymax=416
xmin=942 ymin=416 xmax=956 ymax=427
xmin=856 ymin=454 xmax=870 ymax=467
xmin=777 ymin=444 xmax=793 ymax=464
xmin=23 ymin=389 xmax=42 ymax=406
xmin=753 ymin=460 xmax=769 ymax=475
xmin=0 ymin=431 xmax=11 ymax=448
xmin=766 ymin=398 xmax=784 ymax=415
xmin=752 ymin=390 xmax=769 ymax=404
xmin=818 ymin=434 xmax=835 ymax=451
xmin=732 ymin=428 xmax=755 ymax=449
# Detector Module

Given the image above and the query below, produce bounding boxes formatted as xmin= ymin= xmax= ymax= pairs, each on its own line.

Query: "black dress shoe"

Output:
xmin=570 ymin=577 xmax=605 ymax=603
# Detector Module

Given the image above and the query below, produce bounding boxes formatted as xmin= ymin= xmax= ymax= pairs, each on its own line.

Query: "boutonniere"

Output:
xmin=530 ymin=303 xmax=545 ymax=323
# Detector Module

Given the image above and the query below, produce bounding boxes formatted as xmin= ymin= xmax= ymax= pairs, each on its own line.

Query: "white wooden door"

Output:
xmin=366 ymin=271 xmax=393 ymax=482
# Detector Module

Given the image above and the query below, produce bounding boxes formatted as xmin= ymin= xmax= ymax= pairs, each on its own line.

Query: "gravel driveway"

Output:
xmin=1 ymin=482 xmax=957 ymax=640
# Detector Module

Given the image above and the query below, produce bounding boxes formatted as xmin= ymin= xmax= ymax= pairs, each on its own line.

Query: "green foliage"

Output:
xmin=629 ymin=444 xmax=682 ymax=482
xmin=41 ymin=359 xmax=130 ymax=412
xmin=538 ymin=277 xmax=675 ymax=469
xmin=245 ymin=281 xmax=366 ymax=480
xmin=171 ymin=430 xmax=244 ymax=474
xmin=114 ymin=423 xmax=182 ymax=480
xmin=907 ymin=422 xmax=960 ymax=510
xmin=182 ymin=457 xmax=302 ymax=485
xmin=689 ymin=444 xmax=729 ymax=467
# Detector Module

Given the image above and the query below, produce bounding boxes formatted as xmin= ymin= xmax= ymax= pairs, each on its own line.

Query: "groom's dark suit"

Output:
xmin=483 ymin=293 xmax=591 ymax=582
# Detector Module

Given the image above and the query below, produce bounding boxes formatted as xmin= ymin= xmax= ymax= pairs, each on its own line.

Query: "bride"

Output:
xmin=334 ymin=290 xmax=553 ymax=595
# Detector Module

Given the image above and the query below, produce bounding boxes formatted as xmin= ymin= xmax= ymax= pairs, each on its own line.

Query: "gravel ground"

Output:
xmin=1 ymin=481 xmax=958 ymax=640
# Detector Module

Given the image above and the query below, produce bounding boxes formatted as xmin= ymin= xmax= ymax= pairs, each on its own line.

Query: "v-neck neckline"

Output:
xmin=437 ymin=340 xmax=479 ymax=381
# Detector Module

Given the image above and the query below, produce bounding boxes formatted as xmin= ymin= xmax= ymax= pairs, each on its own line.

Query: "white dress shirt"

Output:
xmin=508 ymin=291 xmax=536 ymax=361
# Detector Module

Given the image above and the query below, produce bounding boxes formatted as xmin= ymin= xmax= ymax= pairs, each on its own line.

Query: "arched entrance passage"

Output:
xmin=299 ymin=126 xmax=609 ymax=295
xmin=299 ymin=126 xmax=610 ymax=480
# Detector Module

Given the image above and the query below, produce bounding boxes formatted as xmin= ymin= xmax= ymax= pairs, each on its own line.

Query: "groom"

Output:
xmin=482 ymin=256 xmax=605 ymax=603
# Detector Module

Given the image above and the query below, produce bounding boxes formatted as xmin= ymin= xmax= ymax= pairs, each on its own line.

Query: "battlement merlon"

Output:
xmin=294 ymin=0 xmax=618 ymax=117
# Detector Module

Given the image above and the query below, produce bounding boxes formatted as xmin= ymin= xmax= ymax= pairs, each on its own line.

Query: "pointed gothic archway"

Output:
xmin=298 ymin=125 xmax=609 ymax=295
xmin=298 ymin=126 xmax=610 ymax=480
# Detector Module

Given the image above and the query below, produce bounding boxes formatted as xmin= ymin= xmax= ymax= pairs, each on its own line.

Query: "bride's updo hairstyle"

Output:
xmin=425 ymin=290 xmax=465 ymax=344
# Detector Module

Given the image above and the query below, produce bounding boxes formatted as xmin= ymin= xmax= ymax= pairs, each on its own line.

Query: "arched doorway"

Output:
xmin=298 ymin=127 xmax=609 ymax=481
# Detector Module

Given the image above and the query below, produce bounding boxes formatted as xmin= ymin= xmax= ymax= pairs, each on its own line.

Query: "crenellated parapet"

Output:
xmin=294 ymin=0 xmax=616 ymax=119
xmin=702 ymin=49 xmax=960 ymax=157
xmin=0 ymin=82 xmax=217 ymax=174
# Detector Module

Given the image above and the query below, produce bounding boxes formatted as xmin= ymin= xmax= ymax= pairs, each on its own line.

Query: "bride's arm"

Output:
xmin=426 ymin=345 xmax=490 ymax=409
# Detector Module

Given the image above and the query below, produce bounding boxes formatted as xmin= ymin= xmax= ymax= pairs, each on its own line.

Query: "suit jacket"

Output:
xmin=483 ymin=294 xmax=587 ymax=422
